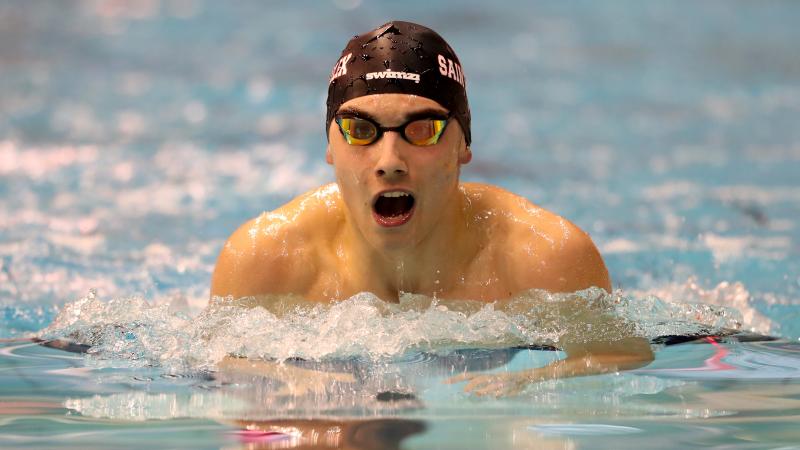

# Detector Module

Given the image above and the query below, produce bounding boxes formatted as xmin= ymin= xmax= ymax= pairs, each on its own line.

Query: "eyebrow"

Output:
xmin=335 ymin=107 xmax=449 ymax=123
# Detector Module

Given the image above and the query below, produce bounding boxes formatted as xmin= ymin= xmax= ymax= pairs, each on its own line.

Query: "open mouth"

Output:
xmin=372 ymin=191 xmax=416 ymax=227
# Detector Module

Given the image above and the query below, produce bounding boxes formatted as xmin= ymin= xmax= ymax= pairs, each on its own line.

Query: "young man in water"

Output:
xmin=211 ymin=21 xmax=652 ymax=396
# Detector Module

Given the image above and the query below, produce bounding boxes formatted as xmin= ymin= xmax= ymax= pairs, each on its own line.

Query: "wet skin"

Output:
xmin=212 ymin=94 xmax=611 ymax=303
xmin=210 ymin=93 xmax=653 ymax=394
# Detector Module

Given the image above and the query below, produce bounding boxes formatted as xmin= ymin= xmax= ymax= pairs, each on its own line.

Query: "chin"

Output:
xmin=367 ymin=225 xmax=420 ymax=252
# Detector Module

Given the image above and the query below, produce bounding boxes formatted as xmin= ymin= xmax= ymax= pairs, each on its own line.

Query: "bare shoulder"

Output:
xmin=210 ymin=184 xmax=343 ymax=299
xmin=462 ymin=183 xmax=611 ymax=293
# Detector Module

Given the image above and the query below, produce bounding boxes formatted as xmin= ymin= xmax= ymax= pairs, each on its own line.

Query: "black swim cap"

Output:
xmin=326 ymin=21 xmax=471 ymax=145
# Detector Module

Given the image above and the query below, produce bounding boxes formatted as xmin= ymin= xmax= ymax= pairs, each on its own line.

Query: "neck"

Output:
xmin=342 ymin=186 xmax=478 ymax=302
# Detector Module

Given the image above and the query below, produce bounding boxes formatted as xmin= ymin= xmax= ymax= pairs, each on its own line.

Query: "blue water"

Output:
xmin=2 ymin=0 xmax=800 ymax=448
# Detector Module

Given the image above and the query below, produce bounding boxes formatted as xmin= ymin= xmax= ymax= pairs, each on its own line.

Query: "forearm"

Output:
xmin=532 ymin=350 xmax=653 ymax=382
xmin=217 ymin=356 xmax=356 ymax=396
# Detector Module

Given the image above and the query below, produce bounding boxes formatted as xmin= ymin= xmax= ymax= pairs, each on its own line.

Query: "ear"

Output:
xmin=458 ymin=145 xmax=472 ymax=165
xmin=325 ymin=144 xmax=333 ymax=165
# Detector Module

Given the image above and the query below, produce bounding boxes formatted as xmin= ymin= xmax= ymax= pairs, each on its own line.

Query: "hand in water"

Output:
xmin=445 ymin=370 xmax=532 ymax=397
xmin=218 ymin=356 xmax=357 ymax=397
xmin=446 ymin=339 xmax=654 ymax=397
xmin=445 ymin=299 xmax=657 ymax=398
xmin=274 ymin=367 xmax=357 ymax=397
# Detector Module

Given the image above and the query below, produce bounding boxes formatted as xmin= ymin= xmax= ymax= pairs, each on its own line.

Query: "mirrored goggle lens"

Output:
xmin=336 ymin=117 xmax=448 ymax=146
xmin=404 ymin=118 xmax=448 ymax=146
xmin=336 ymin=117 xmax=377 ymax=145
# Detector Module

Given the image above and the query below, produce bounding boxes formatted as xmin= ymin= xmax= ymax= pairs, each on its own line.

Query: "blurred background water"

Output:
xmin=1 ymin=0 xmax=799 ymax=339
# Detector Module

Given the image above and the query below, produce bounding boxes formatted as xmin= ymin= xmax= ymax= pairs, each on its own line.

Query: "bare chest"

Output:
xmin=303 ymin=245 xmax=519 ymax=303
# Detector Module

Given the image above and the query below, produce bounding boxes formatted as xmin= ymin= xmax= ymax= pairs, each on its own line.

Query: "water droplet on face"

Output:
xmin=360 ymin=54 xmax=371 ymax=61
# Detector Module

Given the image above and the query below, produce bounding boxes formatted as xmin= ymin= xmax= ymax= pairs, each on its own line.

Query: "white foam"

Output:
xmin=38 ymin=286 xmax=749 ymax=371
xmin=631 ymin=277 xmax=772 ymax=335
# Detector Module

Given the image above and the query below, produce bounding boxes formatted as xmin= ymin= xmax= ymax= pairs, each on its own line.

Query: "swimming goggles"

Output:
xmin=335 ymin=114 xmax=450 ymax=146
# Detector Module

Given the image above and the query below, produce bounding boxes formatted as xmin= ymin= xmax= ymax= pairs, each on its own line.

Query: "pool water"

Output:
xmin=3 ymin=335 xmax=800 ymax=448
xmin=2 ymin=0 xmax=800 ymax=448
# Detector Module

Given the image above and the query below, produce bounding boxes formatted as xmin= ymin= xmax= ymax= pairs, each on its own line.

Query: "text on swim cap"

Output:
xmin=438 ymin=54 xmax=465 ymax=88
xmin=330 ymin=53 xmax=353 ymax=83
xmin=365 ymin=69 xmax=420 ymax=84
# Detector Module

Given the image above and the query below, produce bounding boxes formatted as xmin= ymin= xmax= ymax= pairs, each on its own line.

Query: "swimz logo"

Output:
xmin=365 ymin=69 xmax=420 ymax=84
xmin=329 ymin=53 xmax=352 ymax=83
xmin=438 ymin=54 xmax=465 ymax=88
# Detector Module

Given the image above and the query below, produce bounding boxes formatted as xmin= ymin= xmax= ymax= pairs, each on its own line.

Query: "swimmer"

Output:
xmin=211 ymin=21 xmax=653 ymax=395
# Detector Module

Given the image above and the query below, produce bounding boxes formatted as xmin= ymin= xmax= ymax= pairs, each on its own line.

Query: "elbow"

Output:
xmin=624 ymin=351 xmax=654 ymax=370
xmin=618 ymin=342 xmax=655 ymax=370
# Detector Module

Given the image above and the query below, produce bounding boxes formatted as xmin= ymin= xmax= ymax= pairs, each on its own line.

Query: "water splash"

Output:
xmin=631 ymin=277 xmax=771 ymax=334
xmin=38 ymin=287 xmax=744 ymax=371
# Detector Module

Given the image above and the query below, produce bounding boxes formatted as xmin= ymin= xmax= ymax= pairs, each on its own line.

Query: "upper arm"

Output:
xmin=210 ymin=217 xmax=310 ymax=299
xmin=510 ymin=218 xmax=611 ymax=294
xmin=558 ymin=226 xmax=612 ymax=293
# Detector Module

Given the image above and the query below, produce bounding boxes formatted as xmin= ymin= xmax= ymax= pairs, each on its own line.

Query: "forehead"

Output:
xmin=337 ymin=94 xmax=448 ymax=122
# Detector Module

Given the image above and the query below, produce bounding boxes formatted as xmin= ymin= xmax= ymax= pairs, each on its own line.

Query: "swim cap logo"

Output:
xmin=365 ymin=69 xmax=421 ymax=84
xmin=437 ymin=54 xmax=465 ymax=88
xmin=330 ymin=53 xmax=352 ymax=83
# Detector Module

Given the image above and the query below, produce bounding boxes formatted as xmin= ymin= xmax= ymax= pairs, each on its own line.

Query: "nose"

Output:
xmin=374 ymin=132 xmax=408 ymax=179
